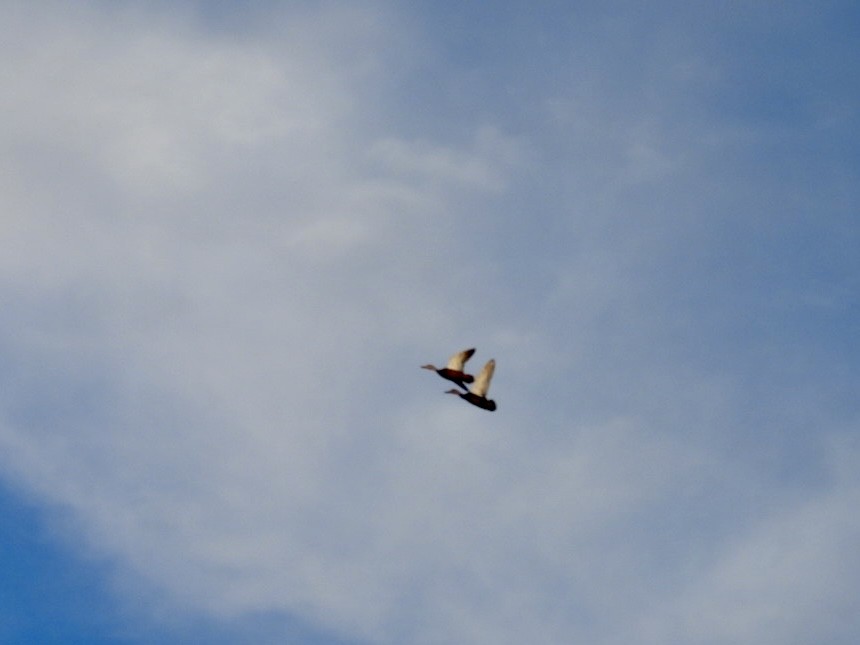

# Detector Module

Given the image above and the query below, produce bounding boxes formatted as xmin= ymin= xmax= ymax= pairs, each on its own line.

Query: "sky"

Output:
xmin=1 ymin=1 xmax=859 ymax=643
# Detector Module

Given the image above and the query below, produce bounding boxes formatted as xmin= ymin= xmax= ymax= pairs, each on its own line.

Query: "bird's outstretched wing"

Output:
xmin=445 ymin=347 xmax=475 ymax=371
xmin=470 ymin=359 xmax=495 ymax=397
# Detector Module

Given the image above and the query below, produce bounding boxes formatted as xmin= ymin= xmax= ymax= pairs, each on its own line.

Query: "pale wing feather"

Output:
xmin=470 ymin=359 xmax=495 ymax=397
xmin=445 ymin=347 xmax=475 ymax=371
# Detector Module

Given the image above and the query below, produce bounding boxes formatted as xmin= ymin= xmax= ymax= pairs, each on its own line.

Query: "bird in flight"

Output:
xmin=446 ymin=358 xmax=496 ymax=411
xmin=421 ymin=347 xmax=476 ymax=391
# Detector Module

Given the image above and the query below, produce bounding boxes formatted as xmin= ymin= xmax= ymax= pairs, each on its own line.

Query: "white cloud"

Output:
xmin=0 ymin=3 xmax=526 ymax=641
xmin=368 ymin=125 xmax=525 ymax=192
xmin=1 ymin=3 xmax=858 ymax=645
xmin=629 ymin=448 xmax=860 ymax=645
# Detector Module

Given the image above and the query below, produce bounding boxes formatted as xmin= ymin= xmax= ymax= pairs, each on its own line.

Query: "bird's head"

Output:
xmin=420 ymin=364 xmax=437 ymax=371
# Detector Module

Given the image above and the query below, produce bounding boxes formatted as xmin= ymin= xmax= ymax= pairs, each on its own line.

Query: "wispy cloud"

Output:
xmin=1 ymin=2 xmax=858 ymax=644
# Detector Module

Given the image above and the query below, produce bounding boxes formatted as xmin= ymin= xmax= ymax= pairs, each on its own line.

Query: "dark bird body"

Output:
xmin=452 ymin=390 xmax=497 ymax=411
xmin=433 ymin=367 xmax=474 ymax=390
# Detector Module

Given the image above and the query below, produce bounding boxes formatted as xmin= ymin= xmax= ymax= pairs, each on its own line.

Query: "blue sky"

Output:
xmin=1 ymin=2 xmax=859 ymax=643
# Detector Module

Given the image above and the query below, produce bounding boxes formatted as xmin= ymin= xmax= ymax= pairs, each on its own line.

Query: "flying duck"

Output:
xmin=446 ymin=358 xmax=496 ymax=411
xmin=421 ymin=347 xmax=475 ymax=390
